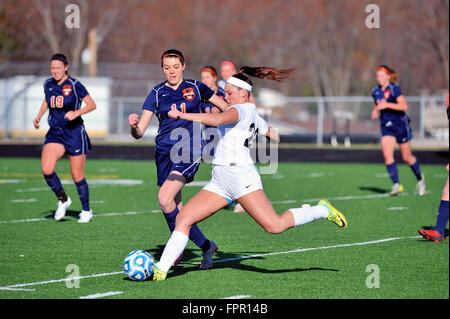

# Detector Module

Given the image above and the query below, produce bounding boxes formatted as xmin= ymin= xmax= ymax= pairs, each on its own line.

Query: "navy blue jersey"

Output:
xmin=371 ymin=82 xmax=405 ymax=125
xmin=200 ymin=86 xmax=225 ymax=114
xmin=142 ymin=79 xmax=214 ymax=153
xmin=44 ymin=77 xmax=89 ymax=128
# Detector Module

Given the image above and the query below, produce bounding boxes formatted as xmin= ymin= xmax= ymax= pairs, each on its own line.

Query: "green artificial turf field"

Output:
xmin=0 ymin=157 xmax=448 ymax=299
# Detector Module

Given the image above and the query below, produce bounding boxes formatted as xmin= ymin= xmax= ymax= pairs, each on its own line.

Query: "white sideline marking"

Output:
xmin=0 ymin=236 xmax=420 ymax=291
xmin=61 ymin=179 xmax=143 ymax=186
xmin=0 ymin=287 xmax=36 ymax=291
xmin=11 ymin=198 xmax=37 ymax=203
xmin=184 ymin=236 xmax=422 ymax=265
xmin=221 ymin=294 xmax=251 ymax=299
xmin=0 ymin=212 xmax=140 ymax=224
xmin=15 ymin=187 xmax=49 ymax=193
xmin=0 ymin=271 xmax=123 ymax=290
xmin=0 ymin=179 xmax=21 ymax=184
xmin=388 ymin=207 xmax=409 ymax=211
xmin=270 ymin=191 xmax=429 ymax=205
xmin=80 ymin=291 xmax=123 ymax=299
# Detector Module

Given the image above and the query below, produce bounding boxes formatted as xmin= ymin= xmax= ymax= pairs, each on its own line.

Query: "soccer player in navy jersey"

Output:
xmin=128 ymin=49 xmax=229 ymax=269
xmin=199 ymin=65 xmax=225 ymax=160
xmin=33 ymin=53 xmax=96 ymax=223
xmin=371 ymin=65 xmax=425 ymax=196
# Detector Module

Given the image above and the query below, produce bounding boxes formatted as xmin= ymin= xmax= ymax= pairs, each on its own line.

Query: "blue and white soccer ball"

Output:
xmin=123 ymin=250 xmax=154 ymax=281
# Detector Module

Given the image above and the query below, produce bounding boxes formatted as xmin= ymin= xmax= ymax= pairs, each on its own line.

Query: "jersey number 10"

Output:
xmin=50 ymin=95 xmax=64 ymax=108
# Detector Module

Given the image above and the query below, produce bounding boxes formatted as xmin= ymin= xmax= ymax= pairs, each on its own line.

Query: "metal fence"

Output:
xmin=0 ymin=94 xmax=447 ymax=146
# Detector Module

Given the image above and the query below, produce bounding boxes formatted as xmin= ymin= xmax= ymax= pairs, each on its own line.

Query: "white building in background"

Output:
xmin=0 ymin=76 xmax=111 ymax=139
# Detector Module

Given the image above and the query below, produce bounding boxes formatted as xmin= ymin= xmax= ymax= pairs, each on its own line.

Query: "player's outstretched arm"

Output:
xmin=208 ymin=94 xmax=229 ymax=112
xmin=33 ymin=99 xmax=49 ymax=129
xmin=129 ymin=109 xmax=154 ymax=139
xmin=168 ymin=107 xmax=238 ymax=127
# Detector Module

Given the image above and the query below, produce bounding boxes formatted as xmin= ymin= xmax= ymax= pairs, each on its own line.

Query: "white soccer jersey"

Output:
xmin=212 ymin=103 xmax=269 ymax=166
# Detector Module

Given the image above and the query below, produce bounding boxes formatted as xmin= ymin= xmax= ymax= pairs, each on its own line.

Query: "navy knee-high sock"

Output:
xmin=386 ymin=162 xmax=399 ymax=184
xmin=163 ymin=206 xmax=210 ymax=251
xmin=409 ymin=160 xmax=422 ymax=181
xmin=43 ymin=172 xmax=67 ymax=202
xmin=435 ymin=200 xmax=449 ymax=236
xmin=75 ymin=178 xmax=90 ymax=211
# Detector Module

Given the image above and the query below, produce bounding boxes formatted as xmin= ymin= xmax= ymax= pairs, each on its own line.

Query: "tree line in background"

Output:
xmin=1 ymin=0 xmax=448 ymax=96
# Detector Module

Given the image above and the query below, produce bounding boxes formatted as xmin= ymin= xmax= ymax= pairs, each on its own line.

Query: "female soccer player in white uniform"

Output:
xmin=152 ymin=66 xmax=348 ymax=280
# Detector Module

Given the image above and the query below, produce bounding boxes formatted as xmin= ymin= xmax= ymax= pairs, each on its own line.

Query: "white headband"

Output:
xmin=226 ymin=76 xmax=252 ymax=92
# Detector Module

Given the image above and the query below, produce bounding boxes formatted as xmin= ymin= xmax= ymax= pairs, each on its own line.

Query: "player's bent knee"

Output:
xmin=71 ymin=173 xmax=84 ymax=183
xmin=158 ymin=193 xmax=175 ymax=212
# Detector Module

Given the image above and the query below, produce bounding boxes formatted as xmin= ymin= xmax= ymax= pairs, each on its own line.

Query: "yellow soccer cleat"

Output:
xmin=318 ymin=199 xmax=348 ymax=229
xmin=151 ymin=264 xmax=167 ymax=281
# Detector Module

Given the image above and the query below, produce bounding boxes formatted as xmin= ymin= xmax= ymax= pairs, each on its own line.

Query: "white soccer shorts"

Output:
xmin=203 ymin=164 xmax=263 ymax=202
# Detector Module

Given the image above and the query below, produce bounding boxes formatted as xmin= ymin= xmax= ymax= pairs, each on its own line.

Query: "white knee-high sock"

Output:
xmin=289 ymin=205 xmax=329 ymax=227
xmin=156 ymin=231 xmax=189 ymax=273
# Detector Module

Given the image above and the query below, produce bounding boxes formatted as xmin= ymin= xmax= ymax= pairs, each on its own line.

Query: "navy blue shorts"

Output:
xmin=155 ymin=151 xmax=201 ymax=187
xmin=44 ymin=124 xmax=91 ymax=156
xmin=380 ymin=117 xmax=413 ymax=144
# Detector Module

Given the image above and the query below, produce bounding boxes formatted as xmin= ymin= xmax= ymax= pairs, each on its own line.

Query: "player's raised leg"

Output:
xmin=153 ymin=190 xmax=229 ymax=280
xmin=237 ymin=190 xmax=346 ymax=234
xmin=41 ymin=143 xmax=71 ymax=220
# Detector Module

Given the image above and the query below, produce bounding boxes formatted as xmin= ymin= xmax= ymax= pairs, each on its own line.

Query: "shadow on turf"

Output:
xmin=135 ymin=245 xmax=339 ymax=280
xmin=358 ymin=186 xmax=389 ymax=194
xmin=43 ymin=209 xmax=80 ymax=221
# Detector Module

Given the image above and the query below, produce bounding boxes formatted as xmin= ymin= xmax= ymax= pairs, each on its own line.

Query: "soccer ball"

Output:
xmin=123 ymin=250 xmax=154 ymax=281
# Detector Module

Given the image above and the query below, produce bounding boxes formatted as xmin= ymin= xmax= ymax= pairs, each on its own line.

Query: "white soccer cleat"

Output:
xmin=54 ymin=197 xmax=72 ymax=221
xmin=78 ymin=209 xmax=93 ymax=223
xmin=416 ymin=174 xmax=426 ymax=196
xmin=389 ymin=183 xmax=404 ymax=196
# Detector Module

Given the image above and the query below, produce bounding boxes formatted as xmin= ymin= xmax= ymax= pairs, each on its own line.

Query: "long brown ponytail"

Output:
xmin=239 ymin=66 xmax=295 ymax=83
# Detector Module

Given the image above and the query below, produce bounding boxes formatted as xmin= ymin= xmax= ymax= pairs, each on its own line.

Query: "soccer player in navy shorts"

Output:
xmin=33 ymin=53 xmax=96 ymax=223
xmin=371 ymin=65 xmax=425 ymax=196
xmin=128 ymin=49 xmax=229 ymax=269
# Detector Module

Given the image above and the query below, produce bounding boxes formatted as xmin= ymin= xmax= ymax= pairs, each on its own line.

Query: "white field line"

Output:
xmin=0 ymin=287 xmax=36 ymax=291
xmin=0 ymin=271 xmax=123 ymax=290
xmin=0 ymin=211 xmax=141 ymax=224
xmin=11 ymin=199 xmax=37 ymax=203
xmin=270 ymin=191 xmax=430 ymax=205
xmin=221 ymin=294 xmax=252 ymax=299
xmin=1 ymin=191 xmax=427 ymax=224
xmin=0 ymin=235 xmax=420 ymax=291
xmin=183 ymin=236 xmax=422 ymax=265
xmin=79 ymin=291 xmax=123 ymax=299
xmin=388 ymin=207 xmax=409 ymax=211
